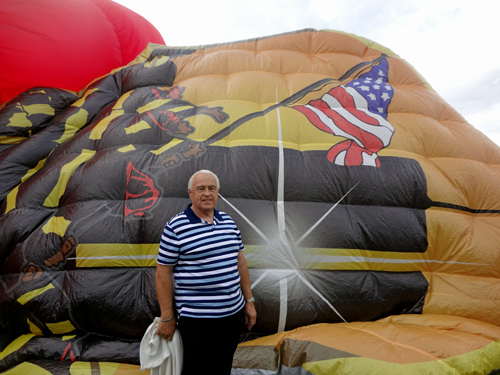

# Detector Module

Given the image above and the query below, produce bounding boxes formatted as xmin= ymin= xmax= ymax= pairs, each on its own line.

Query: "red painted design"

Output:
xmin=61 ymin=342 xmax=71 ymax=361
xmin=147 ymin=110 xmax=180 ymax=131
xmin=124 ymin=162 xmax=160 ymax=217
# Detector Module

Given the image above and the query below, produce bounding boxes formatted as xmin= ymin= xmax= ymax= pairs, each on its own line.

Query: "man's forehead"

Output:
xmin=193 ymin=173 xmax=217 ymax=186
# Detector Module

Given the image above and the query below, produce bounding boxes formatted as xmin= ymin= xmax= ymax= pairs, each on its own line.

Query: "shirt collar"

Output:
xmin=184 ymin=204 xmax=223 ymax=224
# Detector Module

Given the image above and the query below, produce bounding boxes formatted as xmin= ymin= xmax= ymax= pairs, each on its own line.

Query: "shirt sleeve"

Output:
xmin=157 ymin=223 xmax=180 ymax=265
xmin=237 ymin=228 xmax=245 ymax=252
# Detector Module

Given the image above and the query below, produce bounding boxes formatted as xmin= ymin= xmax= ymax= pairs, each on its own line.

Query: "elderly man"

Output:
xmin=156 ymin=169 xmax=257 ymax=374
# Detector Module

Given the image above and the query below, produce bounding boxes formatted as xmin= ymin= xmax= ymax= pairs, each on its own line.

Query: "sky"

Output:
xmin=114 ymin=0 xmax=500 ymax=147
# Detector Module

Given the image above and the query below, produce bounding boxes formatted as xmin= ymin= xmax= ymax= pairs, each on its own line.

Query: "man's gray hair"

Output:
xmin=188 ymin=170 xmax=220 ymax=191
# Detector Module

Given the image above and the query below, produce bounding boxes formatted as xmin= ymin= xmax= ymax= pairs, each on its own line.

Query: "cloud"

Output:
xmin=442 ymin=71 xmax=500 ymax=116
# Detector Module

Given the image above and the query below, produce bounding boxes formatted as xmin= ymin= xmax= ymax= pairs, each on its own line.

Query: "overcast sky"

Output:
xmin=114 ymin=0 xmax=500 ymax=147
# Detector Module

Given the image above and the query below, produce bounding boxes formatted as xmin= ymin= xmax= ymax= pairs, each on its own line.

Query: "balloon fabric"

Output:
xmin=1 ymin=29 xmax=500 ymax=374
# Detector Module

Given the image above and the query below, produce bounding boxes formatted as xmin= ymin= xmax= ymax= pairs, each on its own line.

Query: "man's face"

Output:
xmin=189 ymin=173 xmax=219 ymax=213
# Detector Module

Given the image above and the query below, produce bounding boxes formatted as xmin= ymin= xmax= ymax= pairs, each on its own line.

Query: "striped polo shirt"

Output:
xmin=157 ymin=204 xmax=245 ymax=318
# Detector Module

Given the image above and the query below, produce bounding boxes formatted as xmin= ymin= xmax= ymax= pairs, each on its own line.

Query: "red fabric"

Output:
xmin=0 ymin=0 xmax=165 ymax=104
xmin=60 ymin=342 xmax=71 ymax=361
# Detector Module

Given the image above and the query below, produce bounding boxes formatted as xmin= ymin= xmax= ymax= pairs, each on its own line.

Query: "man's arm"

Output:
xmin=238 ymin=251 xmax=257 ymax=331
xmin=155 ymin=264 xmax=176 ymax=341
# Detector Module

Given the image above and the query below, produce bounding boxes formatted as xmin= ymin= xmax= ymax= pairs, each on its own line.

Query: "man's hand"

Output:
xmin=244 ymin=303 xmax=257 ymax=331
xmin=155 ymin=319 xmax=176 ymax=341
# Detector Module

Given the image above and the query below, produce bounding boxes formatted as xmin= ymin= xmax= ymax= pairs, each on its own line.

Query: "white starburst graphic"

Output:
xmin=218 ymin=88 xmax=362 ymax=331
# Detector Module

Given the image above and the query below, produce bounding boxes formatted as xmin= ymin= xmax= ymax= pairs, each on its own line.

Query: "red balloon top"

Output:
xmin=0 ymin=0 xmax=165 ymax=104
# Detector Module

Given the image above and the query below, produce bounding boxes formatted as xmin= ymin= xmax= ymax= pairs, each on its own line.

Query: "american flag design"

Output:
xmin=293 ymin=59 xmax=395 ymax=167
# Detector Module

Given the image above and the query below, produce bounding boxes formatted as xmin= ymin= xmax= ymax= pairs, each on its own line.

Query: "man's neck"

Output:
xmin=191 ymin=205 xmax=215 ymax=223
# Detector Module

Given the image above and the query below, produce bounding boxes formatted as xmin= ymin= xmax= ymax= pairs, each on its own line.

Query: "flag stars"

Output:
xmin=343 ymin=59 xmax=394 ymax=114
xmin=381 ymin=92 xmax=391 ymax=101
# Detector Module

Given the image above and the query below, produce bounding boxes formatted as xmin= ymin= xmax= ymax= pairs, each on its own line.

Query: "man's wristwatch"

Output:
xmin=245 ymin=297 xmax=255 ymax=303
